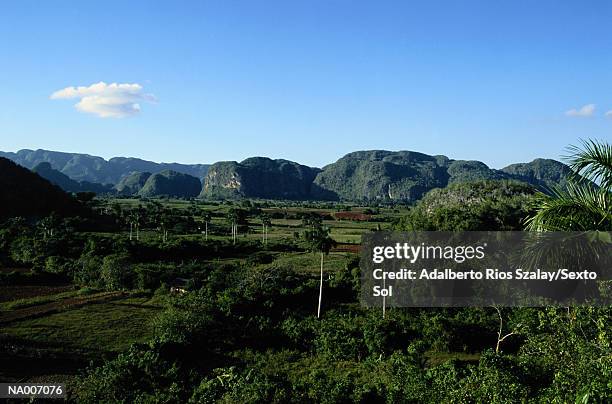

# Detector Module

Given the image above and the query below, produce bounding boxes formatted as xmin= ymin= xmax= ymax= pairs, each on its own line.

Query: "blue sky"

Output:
xmin=1 ymin=1 xmax=611 ymax=168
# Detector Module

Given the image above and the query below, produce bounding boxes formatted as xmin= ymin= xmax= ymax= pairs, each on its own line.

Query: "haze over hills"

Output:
xmin=32 ymin=162 xmax=114 ymax=194
xmin=1 ymin=148 xmax=571 ymax=202
xmin=0 ymin=149 xmax=210 ymax=185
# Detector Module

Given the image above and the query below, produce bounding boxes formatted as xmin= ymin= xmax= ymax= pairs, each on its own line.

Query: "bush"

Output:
xmin=44 ymin=255 xmax=76 ymax=275
xmin=100 ymin=253 xmax=132 ymax=291
xmin=75 ymin=252 xmax=103 ymax=287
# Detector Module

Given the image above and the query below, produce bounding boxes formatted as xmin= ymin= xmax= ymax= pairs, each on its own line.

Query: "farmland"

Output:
xmin=0 ymin=178 xmax=609 ymax=402
xmin=0 ymin=199 xmax=390 ymax=392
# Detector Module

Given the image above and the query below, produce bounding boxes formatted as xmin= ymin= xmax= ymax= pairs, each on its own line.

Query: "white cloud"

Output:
xmin=605 ymin=110 xmax=612 ymax=118
xmin=50 ymin=81 xmax=156 ymax=118
xmin=565 ymin=103 xmax=595 ymax=117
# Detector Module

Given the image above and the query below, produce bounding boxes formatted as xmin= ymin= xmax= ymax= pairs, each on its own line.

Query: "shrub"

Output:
xmin=100 ymin=253 xmax=132 ymax=291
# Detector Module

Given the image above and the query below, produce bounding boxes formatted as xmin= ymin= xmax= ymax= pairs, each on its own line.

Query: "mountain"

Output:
xmin=311 ymin=150 xmax=450 ymax=201
xmin=138 ymin=170 xmax=202 ymax=198
xmin=0 ymin=157 xmax=80 ymax=219
xmin=201 ymin=157 xmax=321 ymax=199
xmin=1 ymin=148 xmax=571 ymax=203
xmin=32 ymin=162 xmax=114 ymax=194
xmin=115 ymin=172 xmax=152 ymax=195
xmin=311 ymin=151 xmax=570 ymax=202
xmin=0 ymin=149 xmax=209 ymax=185
xmin=501 ymin=159 xmax=570 ymax=190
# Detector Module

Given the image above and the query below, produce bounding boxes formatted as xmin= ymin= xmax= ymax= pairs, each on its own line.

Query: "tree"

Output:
xmin=38 ymin=212 xmax=61 ymax=240
xmin=227 ymin=209 xmax=238 ymax=245
xmin=226 ymin=208 xmax=246 ymax=245
xmin=260 ymin=213 xmax=271 ymax=245
xmin=523 ymin=140 xmax=611 ymax=401
xmin=304 ymin=225 xmax=337 ymax=318
xmin=157 ymin=210 xmax=173 ymax=243
xmin=526 ymin=139 xmax=611 ymax=231
xmin=126 ymin=210 xmax=141 ymax=241
xmin=100 ymin=253 xmax=132 ymax=291
xmin=202 ymin=211 xmax=212 ymax=241
xmin=302 ymin=212 xmax=323 ymax=230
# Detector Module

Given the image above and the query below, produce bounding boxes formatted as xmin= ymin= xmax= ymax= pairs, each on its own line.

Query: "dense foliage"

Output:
xmin=394 ymin=180 xmax=537 ymax=231
xmin=312 ymin=150 xmax=569 ymax=202
xmin=0 ymin=141 xmax=609 ymax=403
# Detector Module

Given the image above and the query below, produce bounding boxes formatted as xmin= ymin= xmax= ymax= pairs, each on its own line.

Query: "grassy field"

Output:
xmin=0 ymin=291 xmax=162 ymax=384
xmin=2 ymin=296 xmax=161 ymax=353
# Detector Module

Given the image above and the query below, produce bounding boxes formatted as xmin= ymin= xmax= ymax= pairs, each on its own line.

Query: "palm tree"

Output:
xmin=126 ymin=213 xmax=134 ymax=241
xmin=305 ymin=225 xmax=337 ymax=318
xmin=157 ymin=210 xmax=172 ymax=243
xmin=302 ymin=212 xmax=323 ymax=230
xmin=126 ymin=210 xmax=141 ymax=241
xmin=202 ymin=211 xmax=212 ymax=241
xmin=526 ymin=139 xmax=611 ymax=231
xmin=227 ymin=208 xmax=239 ymax=244
xmin=260 ymin=213 xmax=271 ymax=244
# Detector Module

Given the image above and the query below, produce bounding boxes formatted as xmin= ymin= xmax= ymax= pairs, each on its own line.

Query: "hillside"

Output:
xmin=312 ymin=151 xmax=570 ymax=202
xmin=0 ymin=157 xmax=80 ymax=219
xmin=201 ymin=157 xmax=320 ymax=199
xmin=114 ymin=172 xmax=152 ymax=195
xmin=0 ymin=149 xmax=209 ymax=185
xmin=311 ymin=150 xmax=451 ymax=201
xmin=1 ymin=148 xmax=571 ymax=203
xmin=138 ymin=170 xmax=201 ymax=198
xmin=501 ymin=158 xmax=570 ymax=190
xmin=32 ymin=162 xmax=113 ymax=194
xmin=395 ymin=180 xmax=538 ymax=231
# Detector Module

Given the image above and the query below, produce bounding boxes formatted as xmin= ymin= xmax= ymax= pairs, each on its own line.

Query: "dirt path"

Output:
xmin=0 ymin=291 xmax=127 ymax=324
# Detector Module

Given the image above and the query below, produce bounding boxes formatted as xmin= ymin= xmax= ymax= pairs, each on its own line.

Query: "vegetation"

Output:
xmin=138 ymin=170 xmax=202 ymax=198
xmin=526 ymin=139 xmax=611 ymax=231
xmin=115 ymin=171 xmax=152 ymax=195
xmin=0 ymin=141 xmax=609 ymax=402
xmin=202 ymin=157 xmax=319 ymax=199
xmin=2 ymin=148 xmax=571 ymax=203
xmin=394 ymin=180 xmax=537 ymax=231
xmin=313 ymin=150 xmax=570 ymax=202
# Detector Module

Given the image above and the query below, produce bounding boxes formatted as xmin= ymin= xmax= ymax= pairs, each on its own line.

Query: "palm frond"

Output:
xmin=525 ymin=182 xmax=611 ymax=231
xmin=564 ymin=139 xmax=612 ymax=191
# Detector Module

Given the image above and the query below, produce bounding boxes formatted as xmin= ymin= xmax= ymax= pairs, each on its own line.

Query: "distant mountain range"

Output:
xmin=0 ymin=149 xmax=210 ymax=185
xmin=1 ymin=148 xmax=571 ymax=202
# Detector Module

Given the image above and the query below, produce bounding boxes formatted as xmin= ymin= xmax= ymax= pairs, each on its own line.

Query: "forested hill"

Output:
xmin=0 ymin=149 xmax=210 ymax=185
xmin=138 ymin=170 xmax=202 ymax=198
xmin=1 ymin=148 xmax=571 ymax=202
xmin=310 ymin=151 xmax=569 ymax=202
xmin=201 ymin=157 xmax=320 ymax=200
xmin=0 ymin=157 xmax=81 ymax=219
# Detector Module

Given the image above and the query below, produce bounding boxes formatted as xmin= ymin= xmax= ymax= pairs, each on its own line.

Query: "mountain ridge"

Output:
xmin=0 ymin=149 xmax=210 ymax=185
xmin=1 ymin=148 xmax=571 ymax=202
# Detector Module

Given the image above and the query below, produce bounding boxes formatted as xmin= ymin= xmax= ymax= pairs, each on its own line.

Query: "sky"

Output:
xmin=1 ymin=0 xmax=611 ymax=168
